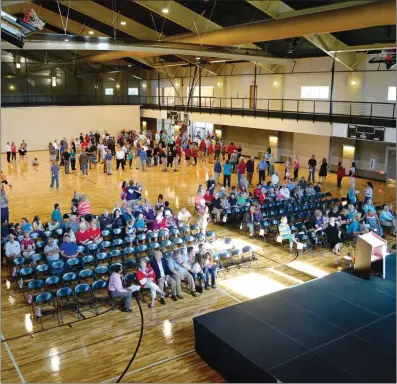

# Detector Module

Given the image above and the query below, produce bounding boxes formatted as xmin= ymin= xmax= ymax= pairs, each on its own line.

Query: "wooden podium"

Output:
xmin=354 ymin=232 xmax=388 ymax=280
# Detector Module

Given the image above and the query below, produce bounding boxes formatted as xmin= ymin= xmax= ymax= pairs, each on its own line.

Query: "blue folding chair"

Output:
xmin=35 ymin=263 xmax=50 ymax=280
xmin=122 ymin=247 xmax=136 ymax=261
xmin=62 ymin=272 xmax=78 ymax=287
xmin=74 ymin=284 xmax=98 ymax=315
xmin=45 ymin=276 xmax=61 ymax=295
xmin=94 ymin=265 xmax=109 ymax=280
xmin=56 ymin=287 xmax=78 ymax=324
xmin=79 ymin=269 xmax=94 ymax=283
xmin=34 ymin=292 xmax=57 ymax=329
xmin=66 ymin=258 xmax=81 ymax=272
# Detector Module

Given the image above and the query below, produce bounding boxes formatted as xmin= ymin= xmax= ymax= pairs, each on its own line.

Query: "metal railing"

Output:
xmin=2 ymin=94 xmax=396 ymax=126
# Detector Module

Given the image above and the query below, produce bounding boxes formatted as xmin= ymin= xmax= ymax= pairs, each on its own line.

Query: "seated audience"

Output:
xmin=108 ymin=264 xmax=134 ymax=312
xmin=20 ymin=231 xmax=36 ymax=258
xmin=44 ymin=237 xmax=60 ymax=266
xmin=4 ymin=234 xmax=21 ymax=264
xmin=60 ymin=233 xmax=81 ymax=261
xmin=380 ymin=205 xmax=396 ymax=235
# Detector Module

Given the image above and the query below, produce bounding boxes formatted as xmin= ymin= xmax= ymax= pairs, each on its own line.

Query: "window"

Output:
xmin=388 ymin=86 xmax=396 ymax=101
xmin=300 ymin=86 xmax=329 ymax=99
xmin=105 ymin=88 xmax=114 ymax=96
xmin=128 ymin=88 xmax=138 ymax=96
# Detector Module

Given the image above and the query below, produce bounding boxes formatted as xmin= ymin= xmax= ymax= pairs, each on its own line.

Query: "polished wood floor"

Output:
xmin=1 ymin=151 xmax=395 ymax=383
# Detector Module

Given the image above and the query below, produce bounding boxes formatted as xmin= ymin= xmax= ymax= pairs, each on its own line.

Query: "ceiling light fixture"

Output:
xmin=133 ymin=75 xmax=141 ymax=80
xmin=196 ymin=57 xmax=200 ymax=60
xmin=351 ymin=80 xmax=357 ymax=86
xmin=273 ymin=81 xmax=279 ymax=86
xmin=120 ymin=21 xmax=126 ymax=25
xmin=142 ymin=83 xmax=147 ymax=88
xmin=9 ymin=85 xmax=15 ymax=90
xmin=162 ymin=8 xmax=169 ymax=14
xmin=16 ymin=63 xmax=21 ymax=68
xmin=116 ymin=84 xmax=120 ymax=89
xmin=64 ymin=38 xmax=69 ymax=42
xmin=128 ymin=64 xmax=132 ymax=67
xmin=88 ymin=30 xmax=94 ymax=35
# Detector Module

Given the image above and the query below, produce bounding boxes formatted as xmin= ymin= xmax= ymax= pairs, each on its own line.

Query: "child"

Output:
xmin=32 ymin=158 xmax=39 ymax=170
xmin=1 ymin=171 xmax=12 ymax=189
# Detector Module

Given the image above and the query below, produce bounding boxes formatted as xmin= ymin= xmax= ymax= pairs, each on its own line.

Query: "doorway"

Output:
xmin=249 ymin=85 xmax=257 ymax=109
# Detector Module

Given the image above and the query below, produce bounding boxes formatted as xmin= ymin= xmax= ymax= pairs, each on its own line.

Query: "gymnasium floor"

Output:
xmin=1 ymin=151 xmax=395 ymax=383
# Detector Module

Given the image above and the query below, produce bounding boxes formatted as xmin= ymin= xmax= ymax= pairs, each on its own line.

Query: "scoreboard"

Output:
xmin=347 ymin=124 xmax=385 ymax=141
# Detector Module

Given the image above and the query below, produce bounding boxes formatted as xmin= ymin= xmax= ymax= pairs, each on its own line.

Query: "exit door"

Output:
xmin=249 ymin=85 xmax=257 ymax=109
xmin=387 ymin=149 xmax=396 ymax=180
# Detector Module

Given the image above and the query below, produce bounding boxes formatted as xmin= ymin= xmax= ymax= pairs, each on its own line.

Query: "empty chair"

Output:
xmin=34 ymin=292 xmax=57 ymax=330
xmin=112 ymin=228 xmax=122 ymax=237
xmin=146 ymin=232 xmax=158 ymax=243
xmin=35 ymin=241 xmax=46 ymax=253
xmin=56 ymin=287 xmax=78 ymax=323
xmin=18 ymin=267 xmax=34 ymax=296
xmin=184 ymin=235 xmax=195 ymax=246
xmin=147 ymin=242 xmax=160 ymax=252
xmin=172 ymin=237 xmax=183 ymax=248
xmin=35 ymin=264 xmax=50 ymax=280
xmin=81 ymin=255 xmax=96 ymax=270
xmin=51 ymin=260 xmax=65 ymax=277
xmin=136 ymin=245 xmax=148 ymax=259
xmin=99 ymin=241 xmax=111 ymax=253
xmin=109 ymin=249 xmax=123 ymax=264
xmin=74 ymin=284 xmax=98 ymax=315
xmin=29 ymin=253 xmax=43 ymax=266
xmin=123 ymin=259 xmax=138 ymax=272
xmin=43 ymin=231 xmax=52 ymax=239
xmin=62 ymin=272 xmax=78 ymax=287
xmin=195 ymin=233 xmax=205 ymax=243
xmin=66 ymin=258 xmax=81 ymax=272
xmin=45 ymin=276 xmax=61 ymax=295
xmin=158 ymin=229 xmax=169 ymax=241
xmin=179 ymin=225 xmax=190 ymax=237
xmin=190 ymin=224 xmax=200 ymax=235
xmin=79 ymin=269 xmax=94 ymax=283
xmin=94 ymin=265 xmax=109 ymax=280
xmin=122 ymin=247 xmax=135 ymax=261
xmin=136 ymin=233 xmax=147 ymax=245
xmin=123 ymin=236 xmax=135 ymax=247
xmin=124 ymin=272 xmax=136 ymax=287
xmin=86 ymin=243 xmax=98 ymax=256
xmin=95 ymin=252 xmax=109 ymax=267
xmin=160 ymin=240 xmax=173 ymax=252
xmin=12 ymin=257 xmax=26 ymax=276
xmin=112 ymin=238 xmax=124 ymax=250
xmin=27 ymin=279 xmax=45 ymax=304
xmin=163 ymin=251 xmax=173 ymax=259
xmin=205 ymin=231 xmax=216 ymax=242
xmin=101 ymin=230 xmax=112 ymax=241
xmin=169 ymin=227 xmax=180 ymax=239
xmin=92 ymin=280 xmax=113 ymax=308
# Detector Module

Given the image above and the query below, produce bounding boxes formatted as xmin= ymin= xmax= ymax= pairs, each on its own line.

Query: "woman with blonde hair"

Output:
xmin=293 ymin=156 xmax=300 ymax=180
xmin=278 ymin=216 xmax=300 ymax=253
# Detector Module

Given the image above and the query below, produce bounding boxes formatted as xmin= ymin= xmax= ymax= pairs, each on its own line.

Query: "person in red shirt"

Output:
xmin=76 ymin=223 xmax=92 ymax=245
xmin=237 ymin=157 xmax=247 ymax=187
xmin=199 ymin=140 xmax=206 ymax=161
xmin=203 ymin=189 xmax=213 ymax=206
xmin=192 ymin=146 xmax=198 ymax=165
xmin=208 ymin=143 xmax=214 ymax=164
xmin=175 ymin=136 xmax=181 ymax=146
xmin=89 ymin=221 xmax=103 ymax=244
xmin=336 ymin=161 xmax=345 ymax=188
xmin=176 ymin=144 xmax=182 ymax=165
xmin=227 ymin=142 xmax=236 ymax=160
xmin=184 ymin=146 xmax=192 ymax=166
xmin=214 ymin=142 xmax=221 ymax=160
xmin=137 ymin=257 xmax=166 ymax=308
xmin=259 ymin=188 xmax=267 ymax=204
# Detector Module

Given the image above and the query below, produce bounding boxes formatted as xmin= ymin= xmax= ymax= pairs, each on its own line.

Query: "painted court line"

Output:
xmin=1 ymin=333 xmax=26 ymax=384
xmin=102 ymin=349 xmax=195 ymax=383
xmin=216 ymin=287 xmax=242 ymax=303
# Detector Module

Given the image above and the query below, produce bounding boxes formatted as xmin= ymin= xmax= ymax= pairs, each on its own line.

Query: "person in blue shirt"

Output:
xmin=346 ymin=215 xmax=364 ymax=237
xmin=213 ymin=159 xmax=222 ymax=185
xmin=51 ymin=203 xmax=63 ymax=223
xmin=363 ymin=199 xmax=376 ymax=214
xmin=379 ymin=205 xmax=396 ymax=235
xmin=347 ymin=185 xmax=358 ymax=205
xmin=139 ymin=148 xmax=147 ymax=171
xmin=134 ymin=213 xmax=146 ymax=232
xmin=223 ymin=159 xmax=232 ymax=188
xmin=206 ymin=175 xmax=216 ymax=194
xmin=50 ymin=161 xmax=60 ymax=190
xmin=287 ymin=180 xmax=295 ymax=191
xmin=257 ymin=158 xmax=268 ymax=184
xmin=21 ymin=218 xmax=33 ymax=233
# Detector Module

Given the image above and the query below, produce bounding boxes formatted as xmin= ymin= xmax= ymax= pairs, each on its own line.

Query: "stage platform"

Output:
xmin=194 ymin=254 xmax=396 ymax=383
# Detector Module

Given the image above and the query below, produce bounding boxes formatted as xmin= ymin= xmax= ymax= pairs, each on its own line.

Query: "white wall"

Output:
xmin=147 ymin=55 xmax=395 ymax=106
xmin=141 ymin=109 xmax=333 ymax=136
xmin=1 ymin=105 xmax=141 ymax=151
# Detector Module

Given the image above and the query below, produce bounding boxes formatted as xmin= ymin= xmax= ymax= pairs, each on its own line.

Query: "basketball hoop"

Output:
xmin=23 ymin=8 xmax=45 ymax=30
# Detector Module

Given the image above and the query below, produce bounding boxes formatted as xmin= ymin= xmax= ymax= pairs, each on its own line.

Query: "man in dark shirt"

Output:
xmin=308 ymin=155 xmax=317 ymax=183
xmin=62 ymin=149 xmax=71 ymax=174
xmin=211 ymin=193 xmax=222 ymax=222
xmin=246 ymin=157 xmax=255 ymax=185
xmin=100 ymin=210 xmax=114 ymax=229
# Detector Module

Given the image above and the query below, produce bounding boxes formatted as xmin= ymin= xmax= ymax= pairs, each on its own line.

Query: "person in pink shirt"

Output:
xmin=237 ymin=157 xmax=247 ymax=187
xmin=108 ymin=264 xmax=134 ymax=312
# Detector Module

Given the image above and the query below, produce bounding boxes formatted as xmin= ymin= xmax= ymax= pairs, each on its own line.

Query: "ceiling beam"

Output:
xmin=136 ymin=0 xmax=278 ymax=73
xmin=57 ymin=0 xmax=160 ymax=41
xmin=246 ymin=0 xmax=378 ymax=71
xmin=328 ymin=43 xmax=396 ymax=53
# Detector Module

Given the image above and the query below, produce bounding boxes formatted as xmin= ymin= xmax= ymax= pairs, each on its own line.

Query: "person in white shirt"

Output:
xmin=116 ymin=147 xmax=125 ymax=170
xmin=150 ymin=251 xmax=179 ymax=301
xmin=271 ymin=171 xmax=280 ymax=186
xmin=155 ymin=132 xmax=161 ymax=144
xmin=280 ymin=185 xmax=290 ymax=199
xmin=5 ymin=234 xmax=21 ymax=263
xmin=177 ymin=208 xmax=192 ymax=227
xmin=44 ymin=237 xmax=60 ymax=266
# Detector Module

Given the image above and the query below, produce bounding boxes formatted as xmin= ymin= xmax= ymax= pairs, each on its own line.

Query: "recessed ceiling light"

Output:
xmin=88 ymin=30 xmax=94 ymax=35
xmin=64 ymin=38 xmax=69 ymax=42
xmin=162 ymin=8 xmax=169 ymax=14
xmin=120 ymin=21 xmax=126 ymax=25
xmin=128 ymin=64 xmax=132 ymax=67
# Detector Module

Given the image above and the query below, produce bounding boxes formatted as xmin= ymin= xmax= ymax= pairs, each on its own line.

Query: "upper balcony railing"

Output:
xmin=2 ymin=94 xmax=396 ymax=127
